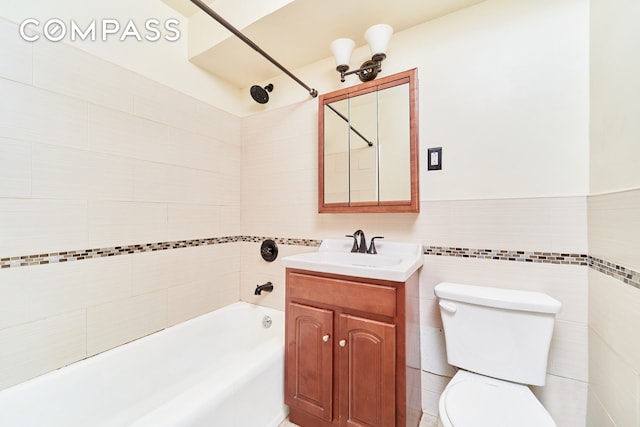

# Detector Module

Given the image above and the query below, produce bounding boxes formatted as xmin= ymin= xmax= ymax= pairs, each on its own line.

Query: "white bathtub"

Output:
xmin=0 ymin=302 xmax=287 ymax=427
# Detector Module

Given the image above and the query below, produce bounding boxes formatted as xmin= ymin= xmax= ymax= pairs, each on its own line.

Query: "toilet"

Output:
xmin=433 ymin=282 xmax=562 ymax=427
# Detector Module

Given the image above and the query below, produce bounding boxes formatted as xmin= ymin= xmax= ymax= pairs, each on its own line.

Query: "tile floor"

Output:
xmin=279 ymin=413 xmax=438 ymax=426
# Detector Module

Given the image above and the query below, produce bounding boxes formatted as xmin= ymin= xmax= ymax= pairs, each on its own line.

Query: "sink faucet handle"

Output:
xmin=345 ymin=234 xmax=359 ymax=253
xmin=367 ymin=236 xmax=384 ymax=254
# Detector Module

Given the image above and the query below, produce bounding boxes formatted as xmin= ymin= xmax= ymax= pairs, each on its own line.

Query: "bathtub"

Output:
xmin=0 ymin=301 xmax=287 ymax=427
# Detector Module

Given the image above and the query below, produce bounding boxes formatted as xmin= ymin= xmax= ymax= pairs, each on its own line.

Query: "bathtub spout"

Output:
xmin=255 ymin=282 xmax=274 ymax=295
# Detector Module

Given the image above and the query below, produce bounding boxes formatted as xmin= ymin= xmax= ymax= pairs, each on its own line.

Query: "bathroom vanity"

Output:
xmin=282 ymin=239 xmax=423 ymax=427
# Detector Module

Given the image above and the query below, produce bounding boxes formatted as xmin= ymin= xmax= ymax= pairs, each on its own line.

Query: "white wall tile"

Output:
xmin=218 ymin=205 xmax=241 ymax=235
xmin=0 ymin=256 xmax=131 ymax=330
xmin=33 ymin=41 xmax=134 ymax=113
xmin=133 ymin=75 xmax=240 ymax=142
xmin=532 ymin=374 xmax=588 ymax=427
xmin=589 ymin=269 xmax=640 ymax=372
xmin=0 ymin=19 xmax=32 ymax=85
xmin=132 ymin=249 xmax=178 ymax=296
xmin=215 ymin=173 xmax=242 ymax=207
xmin=417 ymin=197 xmax=587 ymax=253
xmin=174 ymin=246 xmax=225 ymax=285
xmin=32 ymin=144 xmax=134 ymax=201
xmin=133 ymin=245 xmax=240 ymax=301
xmin=241 ymin=101 xmax=316 ymax=145
xmin=421 ymin=371 xmax=450 ymax=416
xmin=588 ymin=330 xmax=639 ymax=427
xmin=243 ymin=165 xmax=316 ymax=212
xmin=216 ymin=271 xmax=241 ymax=308
xmin=0 ymin=137 xmax=31 ymax=198
xmin=0 ymin=310 xmax=86 ymax=390
xmin=420 ymin=326 xmax=455 ymax=377
xmin=167 ymin=279 xmax=217 ymax=326
xmin=133 ymin=161 xmax=217 ymax=204
xmin=589 ymin=189 xmax=640 ymax=271
xmin=166 ymin=127 xmax=237 ymax=173
xmin=88 ymin=104 xmax=168 ymax=163
xmin=0 ymin=35 xmax=246 ymax=394
xmin=32 ymin=144 xmax=88 ymax=199
xmin=0 ymin=199 xmax=88 ymax=258
xmin=547 ymin=320 xmax=588 ymax=382
xmin=166 ymin=204 xmax=220 ymax=241
xmin=0 ymin=79 xmax=87 ymax=149
xmin=586 ymin=389 xmax=616 ymax=427
xmin=87 ymin=290 xmax=167 ymax=357
xmin=87 ymin=201 xmax=167 ymax=248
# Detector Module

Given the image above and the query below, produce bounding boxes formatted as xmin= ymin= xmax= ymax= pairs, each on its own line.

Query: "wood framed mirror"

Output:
xmin=318 ymin=68 xmax=419 ymax=213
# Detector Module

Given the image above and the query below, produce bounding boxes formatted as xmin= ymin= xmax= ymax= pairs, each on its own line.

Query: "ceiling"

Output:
xmin=163 ymin=0 xmax=486 ymax=89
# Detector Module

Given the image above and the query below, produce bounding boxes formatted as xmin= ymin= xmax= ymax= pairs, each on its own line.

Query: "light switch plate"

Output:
xmin=427 ymin=147 xmax=442 ymax=170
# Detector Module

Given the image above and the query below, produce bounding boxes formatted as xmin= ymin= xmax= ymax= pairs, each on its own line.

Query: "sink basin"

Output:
xmin=281 ymin=239 xmax=424 ymax=282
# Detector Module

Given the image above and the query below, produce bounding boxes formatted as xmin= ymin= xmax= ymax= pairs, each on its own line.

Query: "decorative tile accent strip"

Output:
xmin=424 ymin=245 xmax=640 ymax=290
xmin=239 ymin=236 xmax=322 ymax=247
xmin=423 ymin=246 xmax=590 ymax=266
xmin=0 ymin=236 xmax=321 ymax=270
xmin=2 ymin=238 xmax=638 ymax=291
xmin=589 ymin=256 xmax=640 ymax=289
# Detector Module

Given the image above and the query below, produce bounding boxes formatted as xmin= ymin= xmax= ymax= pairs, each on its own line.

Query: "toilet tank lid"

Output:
xmin=434 ymin=282 xmax=561 ymax=314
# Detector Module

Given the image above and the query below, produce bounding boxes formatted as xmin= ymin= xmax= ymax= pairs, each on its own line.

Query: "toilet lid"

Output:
xmin=445 ymin=380 xmax=555 ymax=427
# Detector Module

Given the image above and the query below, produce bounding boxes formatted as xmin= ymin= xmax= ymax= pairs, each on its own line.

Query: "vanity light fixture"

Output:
xmin=330 ymin=24 xmax=393 ymax=83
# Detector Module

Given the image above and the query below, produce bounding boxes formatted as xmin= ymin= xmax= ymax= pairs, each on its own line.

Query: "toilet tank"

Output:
xmin=434 ymin=282 xmax=561 ymax=386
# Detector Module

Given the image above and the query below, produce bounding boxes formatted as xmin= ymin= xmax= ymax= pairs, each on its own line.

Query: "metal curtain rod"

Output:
xmin=189 ymin=0 xmax=318 ymax=98
xmin=326 ymin=104 xmax=373 ymax=147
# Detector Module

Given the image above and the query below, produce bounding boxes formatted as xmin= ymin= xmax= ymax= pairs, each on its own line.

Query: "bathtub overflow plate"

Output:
xmin=262 ymin=315 xmax=272 ymax=329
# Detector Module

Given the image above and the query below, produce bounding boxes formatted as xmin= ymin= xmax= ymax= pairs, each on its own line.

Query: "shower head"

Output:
xmin=250 ymin=83 xmax=273 ymax=104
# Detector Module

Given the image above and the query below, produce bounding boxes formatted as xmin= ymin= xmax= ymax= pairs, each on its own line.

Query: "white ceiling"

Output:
xmin=164 ymin=0 xmax=486 ymax=89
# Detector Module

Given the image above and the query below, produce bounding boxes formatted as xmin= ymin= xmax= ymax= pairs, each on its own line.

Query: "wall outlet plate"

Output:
xmin=427 ymin=147 xmax=442 ymax=170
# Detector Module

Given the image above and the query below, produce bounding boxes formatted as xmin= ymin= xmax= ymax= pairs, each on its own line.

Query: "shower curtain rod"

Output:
xmin=189 ymin=0 xmax=318 ymax=98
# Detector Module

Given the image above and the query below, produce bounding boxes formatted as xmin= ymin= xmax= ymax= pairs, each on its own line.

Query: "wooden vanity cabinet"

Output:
xmin=285 ymin=268 xmax=421 ymax=427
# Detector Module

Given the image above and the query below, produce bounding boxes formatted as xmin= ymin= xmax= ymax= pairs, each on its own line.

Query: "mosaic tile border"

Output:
xmin=423 ymin=246 xmax=589 ymax=265
xmin=0 ymin=236 xmax=320 ymax=269
xmin=589 ymin=256 xmax=640 ymax=290
xmin=423 ymin=246 xmax=639 ymax=290
xmin=1 ymin=237 xmax=637 ymax=290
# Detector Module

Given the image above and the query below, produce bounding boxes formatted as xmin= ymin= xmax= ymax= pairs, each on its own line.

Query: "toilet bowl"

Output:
xmin=437 ymin=370 xmax=555 ymax=427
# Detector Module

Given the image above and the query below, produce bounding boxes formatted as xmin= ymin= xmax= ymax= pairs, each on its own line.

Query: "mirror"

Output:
xmin=319 ymin=68 xmax=419 ymax=213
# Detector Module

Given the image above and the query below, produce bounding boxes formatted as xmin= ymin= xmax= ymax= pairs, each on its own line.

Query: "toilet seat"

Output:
xmin=440 ymin=372 xmax=555 ymax=427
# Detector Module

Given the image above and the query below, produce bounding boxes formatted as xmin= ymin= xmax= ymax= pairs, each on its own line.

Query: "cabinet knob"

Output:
xmin=339 ymin=339 xmax=347 ymax=347
xmin=322 ymin=334 xmax=330 ymax=342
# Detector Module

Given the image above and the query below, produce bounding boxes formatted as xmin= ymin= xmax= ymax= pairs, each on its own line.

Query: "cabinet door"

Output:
xmin=339 ymin=314 xmax=396 ymax=427
xmin=286 ymin=302 xmax=334 ymax=422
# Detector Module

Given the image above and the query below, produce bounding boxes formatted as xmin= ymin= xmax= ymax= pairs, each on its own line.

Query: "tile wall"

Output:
xmin=240 ymin=101 xmax=590 ymax=427
xmin=587 ymin=189 xmax=640 ymax=427
xmin=588 ymin=0 xmax=640 ymax=423
xmin=0 ymin=17 xmax=241 ymax=390
xmin=5 ymin=1 xmax=638 ymax=426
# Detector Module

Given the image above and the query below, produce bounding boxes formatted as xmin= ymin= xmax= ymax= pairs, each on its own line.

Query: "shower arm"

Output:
xmin=326 ymin=104 xmax=373 ymax=147
xmin=189 ymin=0 xmax=318 ymax=98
